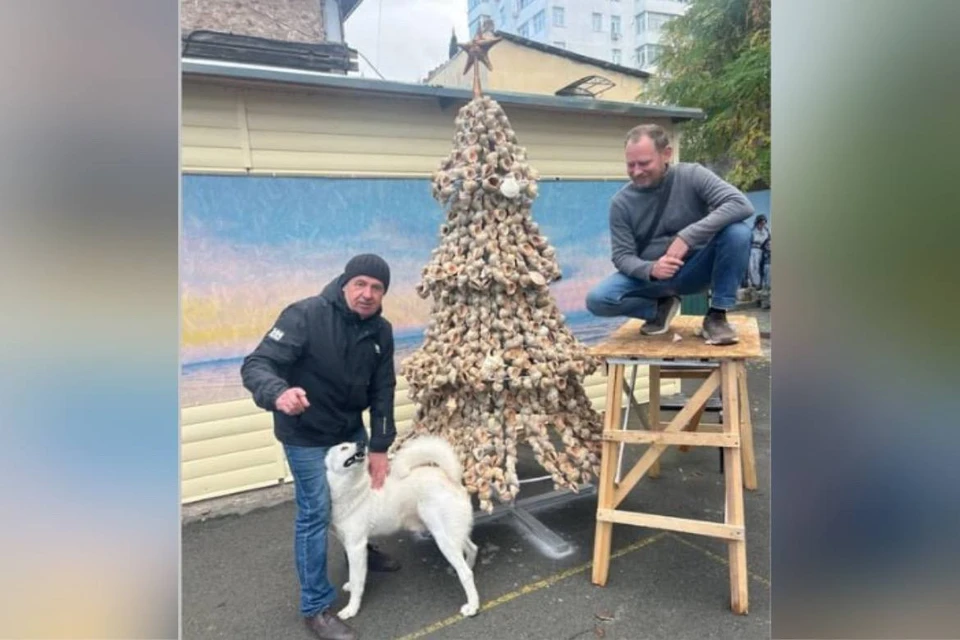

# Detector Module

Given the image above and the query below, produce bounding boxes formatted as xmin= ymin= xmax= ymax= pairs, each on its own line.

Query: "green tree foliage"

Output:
xmin=648 ymin=0 xmax=770 ymax=190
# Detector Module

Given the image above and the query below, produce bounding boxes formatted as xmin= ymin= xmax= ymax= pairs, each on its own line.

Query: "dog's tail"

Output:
xmin=392 ymin=436 xmax=463 ymax=484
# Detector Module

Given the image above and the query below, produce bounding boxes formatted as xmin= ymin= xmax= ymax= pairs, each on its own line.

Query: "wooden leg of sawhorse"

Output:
xmin=737 ymin=364 xmax=758 ymax=490
xmin=722 ymin=361 xmax=749 ymax=614
xmin=648 ymin=365 xmax=662 ymax=478
xmin=592 ymin=364 xmax=624 ymax=586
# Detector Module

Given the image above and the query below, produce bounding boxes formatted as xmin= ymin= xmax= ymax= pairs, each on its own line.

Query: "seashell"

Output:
xmin=499 ymin=176 xmax=521 ymax=199
xmin=464 ymin=145 xmax=481 ymax=164
xmin=482 ymin=175 xmax=501 ymax=192
xmin=463 ymin=179 xmax=479 ymax=194
xmin=524 ymin=181 xmax=539 ymax=198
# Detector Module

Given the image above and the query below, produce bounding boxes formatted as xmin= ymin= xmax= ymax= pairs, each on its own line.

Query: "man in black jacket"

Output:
xmin=241 ymin=254 xmax=398 ymax=640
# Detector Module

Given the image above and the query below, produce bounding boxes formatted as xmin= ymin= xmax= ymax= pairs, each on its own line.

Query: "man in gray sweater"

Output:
xmin=585 ymin=124 xmax=754 ymax=345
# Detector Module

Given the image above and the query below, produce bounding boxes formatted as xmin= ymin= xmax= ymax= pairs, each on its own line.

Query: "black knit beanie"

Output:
xmin=342 ymin=253 xmax=390 ymax=292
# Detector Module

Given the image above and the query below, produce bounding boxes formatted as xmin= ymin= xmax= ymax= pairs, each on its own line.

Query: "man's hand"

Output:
xmin=368 ymin=452 xmax=389 ymax=490
xmin=651 ymin=255 xmax=684 ymax=280
xmin=665 ymin=236 xmax=689 ymax=260
xmin=275 ymin=387 xmax=310 ymax=416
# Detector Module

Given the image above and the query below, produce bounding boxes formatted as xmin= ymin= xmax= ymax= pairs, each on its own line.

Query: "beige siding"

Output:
xmin=181 ymin=372 xmax=679 ymax=504
xmin=182 ymin=78 xmax=677 ymax=179
xmin=427 ymin=40 xmax=647 ymax=103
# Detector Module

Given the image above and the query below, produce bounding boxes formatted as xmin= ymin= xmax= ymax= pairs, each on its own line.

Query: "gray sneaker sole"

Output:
xmin=641 ymin=298 xmax=681 ymax=336
xmin=701 ymin=326 xmax=740 ymax=345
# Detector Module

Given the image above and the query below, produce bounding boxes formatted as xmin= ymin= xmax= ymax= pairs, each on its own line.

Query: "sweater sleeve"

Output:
xmin=610 ymin=198 xmax=654 ymax=281
xmin=676 ymin=164 xmax=755 ymax=248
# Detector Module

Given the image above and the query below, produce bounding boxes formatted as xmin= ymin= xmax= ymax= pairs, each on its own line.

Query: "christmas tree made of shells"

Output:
xmin=395 ymin=93 xmax=604 ymax=513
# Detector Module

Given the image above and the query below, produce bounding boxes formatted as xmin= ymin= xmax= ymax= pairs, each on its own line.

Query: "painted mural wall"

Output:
xmin=181 ymin=175 xmax=630 ymax=407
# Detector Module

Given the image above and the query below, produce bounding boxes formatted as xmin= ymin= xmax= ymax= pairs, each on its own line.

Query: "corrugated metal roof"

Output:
xmin=182 ymin=57 xmax=705 ymax=122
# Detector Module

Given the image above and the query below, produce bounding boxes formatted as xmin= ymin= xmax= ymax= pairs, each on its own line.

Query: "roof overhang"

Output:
xmin=181 ymin=57 xmax=705 ymax=122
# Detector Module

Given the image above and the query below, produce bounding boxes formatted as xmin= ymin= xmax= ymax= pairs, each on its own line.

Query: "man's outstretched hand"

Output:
xmin=368 ymin=452 xmax=388 ymax=490
xmin=275 ymin=387 xmax=310 ymax=416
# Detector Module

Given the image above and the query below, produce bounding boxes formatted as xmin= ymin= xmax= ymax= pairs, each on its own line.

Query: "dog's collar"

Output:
xmin=344 ymin=450 xmax=366 ymax=467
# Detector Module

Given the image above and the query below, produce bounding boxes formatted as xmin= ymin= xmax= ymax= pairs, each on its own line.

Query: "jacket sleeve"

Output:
xmin=610 ymin=199 xmax=654 ymax=281
xmin=676 ymin=164 xmax=755 ymax=248
xmin=240 ymin=303 xmax=308 ymax=412
xmin=367 ymin=326 xmax=397 ymax=453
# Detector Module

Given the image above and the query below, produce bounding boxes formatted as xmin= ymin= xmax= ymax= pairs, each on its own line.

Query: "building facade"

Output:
xmin=467 ymin=0 xmax=690 ymax=72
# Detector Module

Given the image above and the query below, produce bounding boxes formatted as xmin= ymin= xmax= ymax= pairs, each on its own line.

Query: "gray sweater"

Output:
xmin=609 ymin=162 xmax=754 ymax=281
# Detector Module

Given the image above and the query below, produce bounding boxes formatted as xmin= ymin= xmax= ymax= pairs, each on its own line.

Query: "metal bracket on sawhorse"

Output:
xmin=472 ymin=478 xmax=597 ymax=559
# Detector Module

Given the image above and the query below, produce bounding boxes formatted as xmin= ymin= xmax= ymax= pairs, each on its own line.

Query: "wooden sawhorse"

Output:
xmin=589 ymin=315 xmax=762 ymax=614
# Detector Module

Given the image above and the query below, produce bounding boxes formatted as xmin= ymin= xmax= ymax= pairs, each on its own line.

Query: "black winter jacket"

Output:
xmin=240 ymin=276 xmax=397 ymax=452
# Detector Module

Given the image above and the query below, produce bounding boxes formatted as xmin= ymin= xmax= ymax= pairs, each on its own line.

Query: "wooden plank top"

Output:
xmin=589 ymin=314 xmax=763 ymax=360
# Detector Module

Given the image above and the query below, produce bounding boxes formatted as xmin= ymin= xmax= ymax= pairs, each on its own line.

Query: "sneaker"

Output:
xmin=701 ymin=310 xmax=739 ymax=345
xmin=640 ymin=296 xmax=681 ymax=336
xmin=304 ymin=609 xmax=357 ymax=640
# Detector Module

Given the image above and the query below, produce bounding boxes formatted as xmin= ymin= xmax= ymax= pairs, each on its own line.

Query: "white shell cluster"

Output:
xmin=395 ymin=96 xmax=604 ymax=513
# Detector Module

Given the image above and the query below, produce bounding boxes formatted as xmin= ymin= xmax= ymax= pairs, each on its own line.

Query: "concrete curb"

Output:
xmin=182 ymin=483 xmax=294 ymax=525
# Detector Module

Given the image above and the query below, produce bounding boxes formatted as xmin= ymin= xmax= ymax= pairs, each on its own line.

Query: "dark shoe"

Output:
xmin=304 ymin=609 xmax=357 ymax=640
xmin=367 ymin=543 xmax=400 ymax=572
xmin=640 ymin=296 xmax=681 ymax=335
xmin=701 ymin=310 xmax=739 ymax=345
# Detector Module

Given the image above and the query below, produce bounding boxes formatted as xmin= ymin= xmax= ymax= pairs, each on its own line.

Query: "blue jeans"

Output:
xmin=283 ymin=428 xmax=367 ymax=617
xmin=586 ymin=222 xmax=751 ymax=320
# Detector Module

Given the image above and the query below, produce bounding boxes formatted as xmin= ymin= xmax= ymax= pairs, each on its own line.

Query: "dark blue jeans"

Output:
xmin=586 ymin=222 xmax=751 ymax=321
xmin=283 ymin=428 xmax=367 ymax=618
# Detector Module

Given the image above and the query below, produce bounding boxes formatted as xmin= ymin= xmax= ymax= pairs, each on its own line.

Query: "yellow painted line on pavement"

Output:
xmin=665 ymin=532 xmax=770 ymax=585
xmin=394 ymin=532 xmax=666 ymax=640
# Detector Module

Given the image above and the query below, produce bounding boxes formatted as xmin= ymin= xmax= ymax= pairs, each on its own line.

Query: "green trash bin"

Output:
xmin=681 ymin=291 xmax=710 ymax=316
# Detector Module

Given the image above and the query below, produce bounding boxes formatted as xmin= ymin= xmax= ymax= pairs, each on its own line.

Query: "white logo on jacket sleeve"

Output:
xmin=374 ymin=343 xmax=381 ymax=355
xmin=268 ymin=327 xmax=285 ymax=341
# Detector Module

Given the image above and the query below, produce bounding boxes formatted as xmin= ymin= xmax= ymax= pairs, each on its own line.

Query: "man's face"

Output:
xmin=343 ymin=275 xmax=385 ymax=319
xmin=625 ymin=135 xmax=672 ymax=187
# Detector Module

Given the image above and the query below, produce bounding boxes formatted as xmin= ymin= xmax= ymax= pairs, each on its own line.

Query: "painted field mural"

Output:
xmin=181 ymin=175 xmax=634 ymax=407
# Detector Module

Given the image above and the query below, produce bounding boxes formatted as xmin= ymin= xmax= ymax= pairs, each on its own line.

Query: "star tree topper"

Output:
xmin=458 ymin=24 xmax=503 ymax=98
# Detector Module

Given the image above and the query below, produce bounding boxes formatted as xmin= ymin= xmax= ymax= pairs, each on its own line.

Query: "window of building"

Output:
xmin=612 ymin=48 xmax=622 ymax=64
xmin=532 ymin=9 xmax=546 ymax=32
xmin=553 ymin=6 xmax=565 ymax=27
xmin=554 ymin=41 xmax=566 ymax=49
xmin=592 ymin=12 xmax=603 ymax=31
xmin=637 ymin=11 xmax=675 ymax=35
xmin=635 ymin=43 xmax=663 ymax=68
xmin=469 ymin=0 xmax=481 ymax=10
xmin=611 ymin=15 xmax=621 ymax=36
xmin=519 ymin=21 xmax=530 ymax=37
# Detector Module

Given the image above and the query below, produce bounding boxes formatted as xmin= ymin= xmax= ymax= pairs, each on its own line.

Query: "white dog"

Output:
xmin=325 ymin=436 xmax=480 ymax=620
